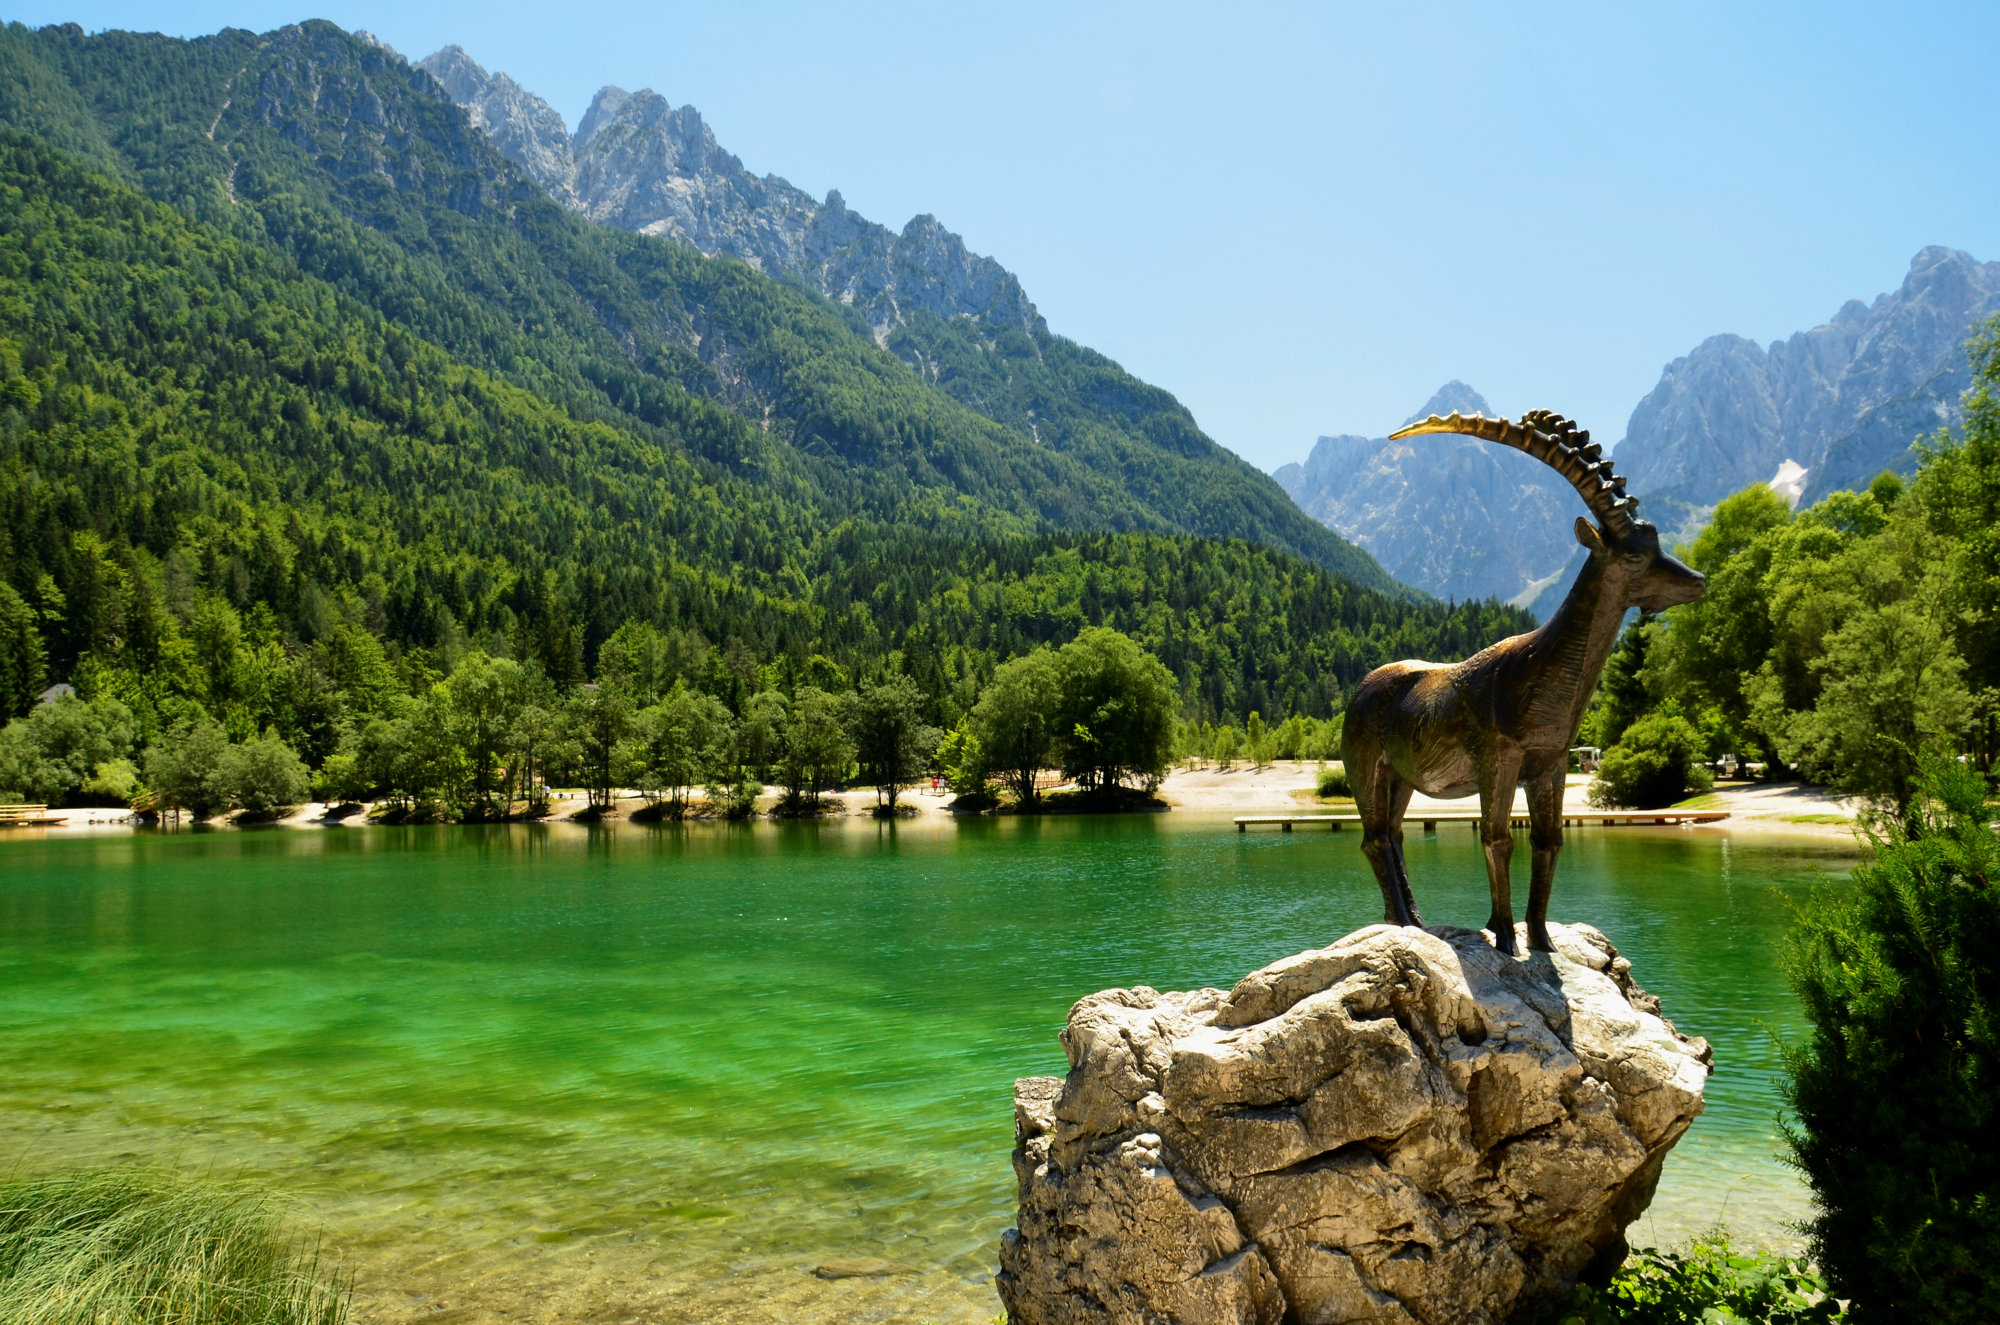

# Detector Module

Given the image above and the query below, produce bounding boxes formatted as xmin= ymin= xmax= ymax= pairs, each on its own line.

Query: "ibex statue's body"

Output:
xmin=1340 ymin=410 xmax=1705 ymax=956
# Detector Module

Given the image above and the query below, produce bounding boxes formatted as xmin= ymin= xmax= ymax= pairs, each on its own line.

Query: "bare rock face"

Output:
xmin=997 ymin=922 xmax=1710 ymax=1325
xmin=1619 ymin=246 xmax=2000 ymax=509
xmin=1271 ymin=383 xmax=1589 ymax=606
xmin=415 ymin=47 xmax=1043 ymax=340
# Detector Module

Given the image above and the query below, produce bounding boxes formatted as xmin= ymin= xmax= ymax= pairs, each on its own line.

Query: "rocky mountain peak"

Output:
xmin=1277 ymin=246 xmax=2000 ymax=615
xmin=587 ymin=89 xmax=734 ymax=177
xmin=352 ymin=30 xmax=403 ymax=60
xmin=1618 ymin=245 xmax=2000 ymax=508
xmin=417 ymin=43 xmax=483 ymax=100
xmin=1273 ymin=383 xmax=1584 ymax=605
xmin=574 ymin=85 xmax=631 ymax=147
xmin=1405 ymin=380 xmax=1492 ymax=425
xmin=418 ymin=44 xmax=1042 ymax=339
xmin=1912 ymin=242 xmax=1968 ymax=273
xmin=415 ymin=45 xmax=575 ymax=201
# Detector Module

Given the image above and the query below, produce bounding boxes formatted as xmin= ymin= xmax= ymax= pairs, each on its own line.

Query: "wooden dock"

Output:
xmin=0 ymin=803 xmax=63 ymax=827
xmin=1236 ymin=809 xmax=1729 ymax=832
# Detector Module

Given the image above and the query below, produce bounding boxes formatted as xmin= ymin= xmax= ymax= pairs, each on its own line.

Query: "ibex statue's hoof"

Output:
xmin=1488 ymin=925 xmax=1519 ymax=958
xmin=1527 ymin=922 xmax=1555 ymax=952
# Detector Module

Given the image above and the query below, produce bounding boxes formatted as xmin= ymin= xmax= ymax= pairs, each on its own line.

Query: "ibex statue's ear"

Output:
xmin=1574 ymin=516 xmax=1606 ymax=552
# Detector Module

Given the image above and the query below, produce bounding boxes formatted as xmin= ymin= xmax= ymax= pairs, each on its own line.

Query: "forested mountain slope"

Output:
xmin=411 ymin=41 xmax=1378 ymax=589
xmin=0 ymin=126 xmax=1523 ymax=739
xmin=0 ymin=19 xmax=1394 ymax=592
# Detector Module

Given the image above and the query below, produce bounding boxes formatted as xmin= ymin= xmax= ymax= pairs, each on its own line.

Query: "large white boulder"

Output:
xmin=998 ymin=923 xmax=1711 ymax=1325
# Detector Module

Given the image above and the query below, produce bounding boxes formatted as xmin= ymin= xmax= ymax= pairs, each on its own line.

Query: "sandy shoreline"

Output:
xmin=1156 ymin=762 xmax=1865 ymax=840
xmin=7 ymin=762 xmax=1865 ymax=841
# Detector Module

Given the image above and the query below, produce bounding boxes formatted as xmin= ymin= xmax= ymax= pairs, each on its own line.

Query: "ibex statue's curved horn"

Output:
xmin=1387 ymin=409 xmax=1638 ymax=537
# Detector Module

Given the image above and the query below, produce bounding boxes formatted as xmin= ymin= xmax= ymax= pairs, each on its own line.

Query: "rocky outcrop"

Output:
xmin=418 ymin=44 xmax=577 ymax=204
xmin=998 ymin=922 xmax=1710 ymax=1325
xmin=1278 ymin=249 xmax=2000 ymax=610
xmin=416 ymin=47 xmax=1041 ymax=338
xmin=1618 ymin=245 xmax=2000 ymax=506
xmin=1272 ymin=384 xmax=1589 ymax=605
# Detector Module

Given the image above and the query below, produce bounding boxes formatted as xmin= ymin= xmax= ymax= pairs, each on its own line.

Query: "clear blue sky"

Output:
xmin=7 ymin=2 xmax=1999 ymax=469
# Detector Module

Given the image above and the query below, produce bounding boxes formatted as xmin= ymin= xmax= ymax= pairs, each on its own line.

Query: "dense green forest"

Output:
xmin=0 ymin=18 xmax=1398 ymax=593
xmin=0 ymin=103 xmax=1524 ymax=810
xmin=0 ymin=14 xmax=1543 ymax=810
xmin=1583 ymin=318 xmax=2000 ymax=814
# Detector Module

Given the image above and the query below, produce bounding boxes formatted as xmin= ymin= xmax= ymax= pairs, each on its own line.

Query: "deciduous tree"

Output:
xmin=1053 ymin=628 xmax=1178 ymax=792
xmin=144 ymin=721 xmax=232 ymax=818
xmin=627 ymin=683 xmax=734 ymax=816
xmin=0 ymin=694 xmax=135 ymax=806
xmin=970 ymin=650 xmax=1060 ymax=807
xmin=562 ymin=686 xmax=633 ymax=811
xmin=217 ymin=733 xmax=311 ymax=819
xmin=445 ymin=652 xmax=526 ymax=817
xmin=848 ymin=675 xmax=939 ymax=812
xmin=781 ymin=686 xmax=854 ymax=811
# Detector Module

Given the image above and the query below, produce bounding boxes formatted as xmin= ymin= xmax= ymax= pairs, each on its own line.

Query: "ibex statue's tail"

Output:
xmin=1388 ymin=410 xmax=1639 ymax=537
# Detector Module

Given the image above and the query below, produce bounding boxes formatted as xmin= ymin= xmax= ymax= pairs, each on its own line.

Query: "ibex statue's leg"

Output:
xmin=1386 ymin=777 xmax=1421 ymax=927
xmin=1525 ymin=761 xmax=1564 ymax=952
xmin=1480 ymin=750 xmax=1523 ymax=957
xmin=1357 ymin=750 xmax=1421 ymax=928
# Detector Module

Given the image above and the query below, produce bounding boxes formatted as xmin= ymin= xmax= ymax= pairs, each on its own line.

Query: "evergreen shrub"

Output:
xmin=1317 ymin=764 xmax=1352 ymax=798
xmin=1782 ymin=755 xmax=2000 ymax=1319
xmin=1589 ymin=712 xmax=1714 ymax=809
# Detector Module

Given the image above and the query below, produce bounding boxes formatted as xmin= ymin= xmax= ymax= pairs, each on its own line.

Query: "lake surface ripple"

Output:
xmin=0 ymin=817 xmax=1858 ymax=1323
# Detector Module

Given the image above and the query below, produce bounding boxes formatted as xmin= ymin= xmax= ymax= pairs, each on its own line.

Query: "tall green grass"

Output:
xmin=0 ymin=1168 xmax=347 ymax=1325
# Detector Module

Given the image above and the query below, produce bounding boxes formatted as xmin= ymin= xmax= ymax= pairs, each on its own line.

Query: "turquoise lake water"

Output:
xmin=0 ymin=817 xmax=1858 ymax=1323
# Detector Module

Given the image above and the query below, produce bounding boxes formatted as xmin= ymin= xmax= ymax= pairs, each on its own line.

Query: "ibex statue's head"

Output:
xmin=1388 ymin=408 xmax=1705 ymax=612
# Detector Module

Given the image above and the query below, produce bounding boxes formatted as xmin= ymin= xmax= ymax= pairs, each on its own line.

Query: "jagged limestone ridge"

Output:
xmin=416 ymin=45 xmax=1039 ymax=339
xmin=1273 ymin=383 xmax=1587 ymax=606
xmin=1616 ymin=245 xmax=2000 ymax=506
xmin=1277 ymin=247 xmax=2000 ymax=611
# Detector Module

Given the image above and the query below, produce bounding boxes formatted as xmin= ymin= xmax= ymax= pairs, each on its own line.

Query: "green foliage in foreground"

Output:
xmin=0 ymin=1167 xmax=347 ymax=1325
xmin=1783 ymin=755 xmax=2000 ymax=1319
xmin=1557 ymin=1234 xmax=1837 ymax=1323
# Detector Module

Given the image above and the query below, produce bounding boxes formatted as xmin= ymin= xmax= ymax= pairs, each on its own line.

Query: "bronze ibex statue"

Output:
xmin=1340 ymin=409 xmax=1705 ymax=955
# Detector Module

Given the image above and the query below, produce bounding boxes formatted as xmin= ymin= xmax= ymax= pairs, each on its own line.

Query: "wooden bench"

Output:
xmin=1236 ymin=810 xmax=1730 ymax=832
